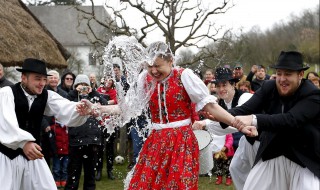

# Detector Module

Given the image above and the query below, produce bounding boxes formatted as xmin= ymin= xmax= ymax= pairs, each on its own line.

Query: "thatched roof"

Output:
xmin=0 ymin=0 xmax=70 ymax=68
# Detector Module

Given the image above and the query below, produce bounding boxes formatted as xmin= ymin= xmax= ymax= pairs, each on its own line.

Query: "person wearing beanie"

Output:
xmin=64 ymin=74 xmax=109 ymax=190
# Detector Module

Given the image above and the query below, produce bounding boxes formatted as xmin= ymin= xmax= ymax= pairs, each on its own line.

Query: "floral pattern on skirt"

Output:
xmin=128 ymin=125 xmax=199 ymax=190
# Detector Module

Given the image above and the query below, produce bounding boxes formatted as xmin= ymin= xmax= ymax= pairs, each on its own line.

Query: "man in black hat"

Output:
xmin=0 ymin=58 xmax=89 ymax=190
xmin=224 ymin=51 xmax=319 ymax=189
xmin=193 ymin=67 xmax=245 ymax=186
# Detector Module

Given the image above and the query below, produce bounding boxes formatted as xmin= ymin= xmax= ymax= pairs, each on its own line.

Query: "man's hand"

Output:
xmin=76 ymin=99 xmax=93 ymax=116
xmin=23 ymin=142 xmax=44 ymax=160
xmin=192 ymin=120 xmax=206 ymax=130
xmin=240 ymin=126 xmax=258 ymax=137
xmin=232 ymin=115 xmax=253 ymax=129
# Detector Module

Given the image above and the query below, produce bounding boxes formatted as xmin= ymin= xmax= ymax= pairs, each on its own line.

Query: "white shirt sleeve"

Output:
xmin=181 ymin=68 xmax=217 ymax=111
xmin=44 ymin=90 xmax=88 ymax=127
xmin=204 ymin=119 xmax=238 ymax=136
xmin=0 ymin=87 xmax=35 ymax=150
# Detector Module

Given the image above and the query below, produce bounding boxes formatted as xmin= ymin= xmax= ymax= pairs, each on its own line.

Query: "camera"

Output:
xmin=79 ymin=94 xmax=89 ymax=100
xmin=81 ymin=86 xmax=89 ymax=92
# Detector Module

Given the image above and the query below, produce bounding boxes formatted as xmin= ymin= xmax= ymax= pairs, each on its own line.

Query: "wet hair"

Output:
xmin=146 ymin=41 xmax=173 ymax=62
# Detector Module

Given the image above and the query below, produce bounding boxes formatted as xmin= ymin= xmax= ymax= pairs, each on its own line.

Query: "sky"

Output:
xmin=222 ymin=0 xmax=319 ymax=32
xmin=90 ymin=0 xmax=319 ymax=30
xmin=87 ymin=0 xmax=319 ymax=47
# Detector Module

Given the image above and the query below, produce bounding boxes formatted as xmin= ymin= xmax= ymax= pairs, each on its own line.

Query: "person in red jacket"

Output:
xmin=97 ymin=77 xmax=117 ymax=105
xmin=50 ymin=118 xmax=69 ymax=188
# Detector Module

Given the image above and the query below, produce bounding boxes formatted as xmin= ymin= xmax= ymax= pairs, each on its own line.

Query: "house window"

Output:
xmin=89 ymin=53 xmax=96 ymax=65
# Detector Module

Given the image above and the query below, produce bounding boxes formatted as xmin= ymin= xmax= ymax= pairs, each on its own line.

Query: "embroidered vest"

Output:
xmin=0 ymin=83 xmax=48 ymax=160
xmin=147 ymin=68 xmax=192 ymax=124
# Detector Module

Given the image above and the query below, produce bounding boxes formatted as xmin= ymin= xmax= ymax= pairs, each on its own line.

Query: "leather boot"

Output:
xmin=107 ymin=171 xmax=115 ymax=180
xmin=95 ymin=170 xmax=102 ymax=181
xmin=215 ymin=176 xmax=222 ymax=185
xmin=225 ymin=176 xmax=232 ymax=186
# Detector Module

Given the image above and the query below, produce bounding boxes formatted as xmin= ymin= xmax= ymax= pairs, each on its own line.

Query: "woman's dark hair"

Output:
xmin=306 ymin=71 xmax=319 ymax=79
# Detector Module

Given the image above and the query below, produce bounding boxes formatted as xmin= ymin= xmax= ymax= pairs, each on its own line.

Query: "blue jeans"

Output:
xmin=130 ymin=127 xmax=144 ymax=164
xmin=52 ymin=155 xmax=68 ymax=181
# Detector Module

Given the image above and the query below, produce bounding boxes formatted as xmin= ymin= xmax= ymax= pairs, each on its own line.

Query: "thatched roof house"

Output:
xmin=0 ymin=0 xmax=70 ymax=68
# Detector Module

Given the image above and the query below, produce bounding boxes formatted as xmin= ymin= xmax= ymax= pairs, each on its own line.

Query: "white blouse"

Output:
xmin=0 ymin=87 xmax=88 ymax=150
xmin=181 ymin=68 xmax=217 ymax=111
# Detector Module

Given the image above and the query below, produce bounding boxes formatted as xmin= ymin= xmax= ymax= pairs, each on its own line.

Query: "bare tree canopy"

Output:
xmin=76 ymin=0 xmax=234 ymax=55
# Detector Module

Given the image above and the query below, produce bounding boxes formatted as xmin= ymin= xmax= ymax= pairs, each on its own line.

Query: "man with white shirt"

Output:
xmin=0 ymin=58 xmax=88 ymax=190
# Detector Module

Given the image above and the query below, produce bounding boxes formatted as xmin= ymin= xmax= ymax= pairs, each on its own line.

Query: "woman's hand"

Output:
xmin=199 ymin=110 xmax=216 ymax=121
xmin=192 ymin=120 xmax=206 ymax=130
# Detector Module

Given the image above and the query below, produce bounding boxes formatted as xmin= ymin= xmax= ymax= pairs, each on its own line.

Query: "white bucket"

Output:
xmin=193 ymin=130 xmax=213 ymax=175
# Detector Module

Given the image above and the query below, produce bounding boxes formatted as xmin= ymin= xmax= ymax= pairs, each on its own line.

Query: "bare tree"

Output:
xmin=76 ymin=0 xmax=234 ymax=58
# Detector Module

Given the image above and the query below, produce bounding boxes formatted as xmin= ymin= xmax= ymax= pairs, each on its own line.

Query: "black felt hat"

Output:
xmin=16 ymin=58 xmax=51 ymax=76
xmin=270 ymin=51 xmax=309 ymax=71
xmin=214 ymin=67 xmax=240 ymax=84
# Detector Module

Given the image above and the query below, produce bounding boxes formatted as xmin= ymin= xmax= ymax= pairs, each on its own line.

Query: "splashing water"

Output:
xmin=100 ymin=36 xmax=155 ymax=138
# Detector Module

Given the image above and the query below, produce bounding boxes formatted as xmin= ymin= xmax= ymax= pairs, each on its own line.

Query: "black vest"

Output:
xmin=0 ymin=83 xmax=48 ymax=160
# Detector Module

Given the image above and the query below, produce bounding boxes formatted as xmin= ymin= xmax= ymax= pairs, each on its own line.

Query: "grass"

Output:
xmin=77 ymin=161 xmax=235 ymax=190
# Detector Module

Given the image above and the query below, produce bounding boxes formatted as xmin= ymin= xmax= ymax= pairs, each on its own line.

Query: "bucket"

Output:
xmin=193 ymin=130 xmax=213 ymax=175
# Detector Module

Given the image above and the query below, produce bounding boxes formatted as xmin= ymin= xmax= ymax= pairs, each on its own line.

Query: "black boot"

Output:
xmin=95 ymin=170 xmax=102 ymax=181
xmin=107 ymin=171 xmax=115 ymax=180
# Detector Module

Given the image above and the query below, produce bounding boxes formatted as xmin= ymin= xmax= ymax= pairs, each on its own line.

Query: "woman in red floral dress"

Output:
xmin=77 ymin=41 xmax=257 ymax=190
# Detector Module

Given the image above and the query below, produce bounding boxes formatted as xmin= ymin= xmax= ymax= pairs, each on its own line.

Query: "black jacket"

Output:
xmin=67 ymin=89 xmax=108 ymax=146
xmin=229 ymin=79 xmax=320 ymax=178
xmin=246 ymin=71 xmax=266 ymax=92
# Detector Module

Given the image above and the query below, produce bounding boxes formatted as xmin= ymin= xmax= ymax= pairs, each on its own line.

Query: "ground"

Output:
xmin=75 ymin=161 xmax=236 ymax=190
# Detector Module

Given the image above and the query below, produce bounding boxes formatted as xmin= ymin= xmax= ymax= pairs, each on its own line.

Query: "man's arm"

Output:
xmin=44 ymin=90 xmax=89 ymax=127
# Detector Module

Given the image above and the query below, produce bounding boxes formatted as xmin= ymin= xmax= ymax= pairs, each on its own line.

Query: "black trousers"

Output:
xmin=65 ymin=145 xmax=97 ymax=190
xmin=96 ymin=132 xmax=116 ymax=172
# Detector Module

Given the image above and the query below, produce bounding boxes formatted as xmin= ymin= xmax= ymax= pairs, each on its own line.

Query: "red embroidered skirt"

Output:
xmin=128 ymin=125 xmax=199 ymax=190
